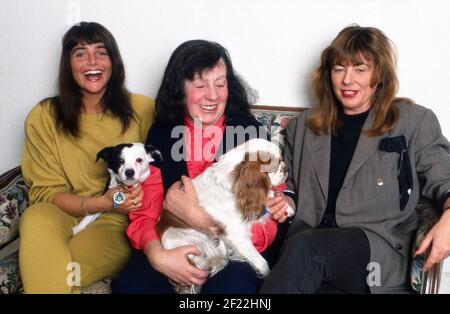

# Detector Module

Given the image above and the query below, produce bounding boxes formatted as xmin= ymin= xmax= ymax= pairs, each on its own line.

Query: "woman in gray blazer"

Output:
xmin=261 ymin=25 xmax=450 ymax=294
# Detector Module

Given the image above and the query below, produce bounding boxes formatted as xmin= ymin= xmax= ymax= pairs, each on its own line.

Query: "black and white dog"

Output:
xmin=72 ymin=143 xmax=161 ymax=235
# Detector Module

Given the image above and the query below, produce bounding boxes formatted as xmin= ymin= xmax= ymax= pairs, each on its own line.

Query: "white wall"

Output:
xmin=1 ymin=0 xmax=450 ymax=174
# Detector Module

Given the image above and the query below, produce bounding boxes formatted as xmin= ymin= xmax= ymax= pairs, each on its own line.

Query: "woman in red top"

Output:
xmin=112 ymin=40 xmax=291 ymax=293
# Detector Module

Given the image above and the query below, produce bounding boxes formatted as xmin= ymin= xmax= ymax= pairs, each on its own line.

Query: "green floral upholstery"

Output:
xmin=0 ymin=253 xmax=21 ymax=294
xmin=0 ymin=167 xmax=28 ymax=250
xmin=251 ymin=106 xmax=301 ymax=151
xmin=0 ymin=167 xmax=26 ymax=294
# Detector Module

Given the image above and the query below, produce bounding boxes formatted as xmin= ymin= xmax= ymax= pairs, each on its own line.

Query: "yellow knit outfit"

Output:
xmin=19 ymin=94 xmax=154 ymax=293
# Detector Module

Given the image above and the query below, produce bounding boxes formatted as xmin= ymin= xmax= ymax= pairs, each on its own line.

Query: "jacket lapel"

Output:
xmin=305 ymin=128 xmax=331 ymax=199
xmin=342 ymin=109 xmax=383 ymax=187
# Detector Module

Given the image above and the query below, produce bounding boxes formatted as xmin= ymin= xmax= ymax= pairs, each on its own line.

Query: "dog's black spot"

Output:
xmin=96 ymin=143 xmax=133 ymax=175
xmin=146 ymin=145 xmax=163 ymax=162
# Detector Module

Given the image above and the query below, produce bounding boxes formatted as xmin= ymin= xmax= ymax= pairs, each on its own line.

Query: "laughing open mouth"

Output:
xmin=200 ymin=104 xmax=218 ymax=111
xmin=83 ymin=70 xmax=103 ymax=82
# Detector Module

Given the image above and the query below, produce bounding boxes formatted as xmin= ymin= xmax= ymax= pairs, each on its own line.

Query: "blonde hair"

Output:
xmin=308 ymin=25 xmax=412 ymax=136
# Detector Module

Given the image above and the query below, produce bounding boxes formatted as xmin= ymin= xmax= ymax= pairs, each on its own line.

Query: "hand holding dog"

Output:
xmin=164 ymin=175 xmax=219 ymax=234
xmin=266 ymin=191 xmax=294 ymax=223
xmin=103 ymin=184 xmax=144 ymax=213
xmin=146 ymin=242 xmax=209 ymax=286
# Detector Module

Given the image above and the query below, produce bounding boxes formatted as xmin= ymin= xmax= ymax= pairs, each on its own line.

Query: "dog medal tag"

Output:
xmin=113 ymin=191 xmax=126 ymax=208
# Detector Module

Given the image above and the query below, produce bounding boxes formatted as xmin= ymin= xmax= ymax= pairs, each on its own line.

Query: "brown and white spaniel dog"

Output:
xmin=156 ymin=138 xmax=292 ymax=294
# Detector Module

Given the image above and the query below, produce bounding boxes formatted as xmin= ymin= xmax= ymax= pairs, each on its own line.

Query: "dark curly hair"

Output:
xmin=154 ymin=40 xmax=257 ymax=125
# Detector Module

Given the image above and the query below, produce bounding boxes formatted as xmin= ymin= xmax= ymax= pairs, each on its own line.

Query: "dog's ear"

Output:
xmin=232 ymin=156 xmax=272 ymax=221
xmin=96 ymin=146 xmax=114 ymax=162
xmin=145 ymin=145 xmax=163 ymax=163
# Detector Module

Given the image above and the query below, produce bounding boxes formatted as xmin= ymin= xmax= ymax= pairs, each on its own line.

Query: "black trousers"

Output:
xmin=111 ymin=221 xmax=290 ymax=294
xmin=260 ymin=227 xmax=371 ymax=294
xmin=111 ymin=250 xmax=262 ymax=294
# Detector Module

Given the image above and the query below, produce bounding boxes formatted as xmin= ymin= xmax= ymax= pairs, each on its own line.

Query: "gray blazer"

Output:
xmin=284 ymin=102 xmax=450 ymax=293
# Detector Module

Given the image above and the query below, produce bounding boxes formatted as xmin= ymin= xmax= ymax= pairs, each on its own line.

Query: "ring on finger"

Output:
xmin=131 ymin=198 xmax=137 ymax=205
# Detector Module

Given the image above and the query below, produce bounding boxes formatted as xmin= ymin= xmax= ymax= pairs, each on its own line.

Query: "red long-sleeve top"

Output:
xmin=126 ymin=116 xmax=278 ymax=252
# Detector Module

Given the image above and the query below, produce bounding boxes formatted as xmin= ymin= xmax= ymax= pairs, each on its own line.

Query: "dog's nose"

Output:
xmin=125 ymin=169 xmax=135 ymax=179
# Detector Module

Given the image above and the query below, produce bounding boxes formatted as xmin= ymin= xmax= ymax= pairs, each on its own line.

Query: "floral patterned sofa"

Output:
xmin=0 ymin=105 xmax=443 ymax=293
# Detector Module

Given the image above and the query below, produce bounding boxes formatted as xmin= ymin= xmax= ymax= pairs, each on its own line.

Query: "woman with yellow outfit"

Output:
xmin=19 ymin=22 xmax=154 ymax=293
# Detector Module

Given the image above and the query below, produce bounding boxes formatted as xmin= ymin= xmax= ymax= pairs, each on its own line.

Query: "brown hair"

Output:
xmin=232 ymin=152 xmax=275 ymax=221
xmin=309 ymin=25 xmax=413 ymax=136
xmin=47 ymin=22 xmax=134 ymax=138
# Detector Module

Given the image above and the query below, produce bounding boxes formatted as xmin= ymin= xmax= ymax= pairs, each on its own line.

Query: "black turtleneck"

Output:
xmin=320 ymin=109 xmax=370 ymax=228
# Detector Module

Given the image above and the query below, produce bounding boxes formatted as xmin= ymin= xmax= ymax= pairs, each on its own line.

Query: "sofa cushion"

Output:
xmin=251 ymin=105 xmax=303 ymax=151
xmin=0 ymin=167 xmax=28 ymax=250
xmin=0 ymin=251 xmax=21 ymax=294
xmin=81 ymin=278 xmax=112 ymax=294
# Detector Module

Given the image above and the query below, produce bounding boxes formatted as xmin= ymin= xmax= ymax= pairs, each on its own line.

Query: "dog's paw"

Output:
xmin=208 ymin=256 xmax=229 ymax=277
xmin=174 ymin=283 xmax=201 ymax=294
xmin=253 ymin=258 xmax=270 ymax=278
xmin=211 ymin=235 xmax=221 ymax=247
xmin=286 ymin=205 xmax=295 ymax=217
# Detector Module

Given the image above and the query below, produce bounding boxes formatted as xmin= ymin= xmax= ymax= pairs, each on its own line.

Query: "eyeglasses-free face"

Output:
xmin=70 ymin=42 xmax=112 ymax=101
xmin=184 ymin=59 xmax=228 ymax=127
xmin=331 ymin=55 xmax=376 ymax=115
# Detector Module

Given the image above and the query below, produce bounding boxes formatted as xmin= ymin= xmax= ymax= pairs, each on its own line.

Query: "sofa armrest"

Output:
xmin=0 ymin=166 xmax=28 ymax=251
xmin=411 ymin=196 xmax=443 ymax=293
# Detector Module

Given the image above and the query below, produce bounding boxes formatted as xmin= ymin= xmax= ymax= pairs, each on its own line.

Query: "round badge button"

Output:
xmin=113 ymin=191 xmax=126 ymax=208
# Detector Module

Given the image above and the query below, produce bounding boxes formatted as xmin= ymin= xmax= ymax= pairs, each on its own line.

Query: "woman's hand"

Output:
xmin=164 ymin=176 xmax=219 ymax=235
xmin=102 ymin=183 xmax=144 ymax=214
xmin=416 ymin=209 xmax=450 ymax=271
xmin=145 ymin=241 xmax=210 ymax=286
xmin=266 ymin=191 xmax=294 ymax=223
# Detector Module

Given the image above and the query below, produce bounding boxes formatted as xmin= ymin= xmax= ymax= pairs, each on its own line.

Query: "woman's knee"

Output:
xmin=19 ymin=202 xmax=75 ymax=238
xmin=281 ymin=229 xmax=323 ymax=258
xmin=202 ymin=261 xmax=261 ymax=294
xmin=112 ymin=250 xmax=174 ymax=294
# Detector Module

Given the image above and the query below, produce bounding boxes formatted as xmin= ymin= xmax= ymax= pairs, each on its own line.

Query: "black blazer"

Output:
xmin=146 ymin=114 xmax=268 ymax=192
